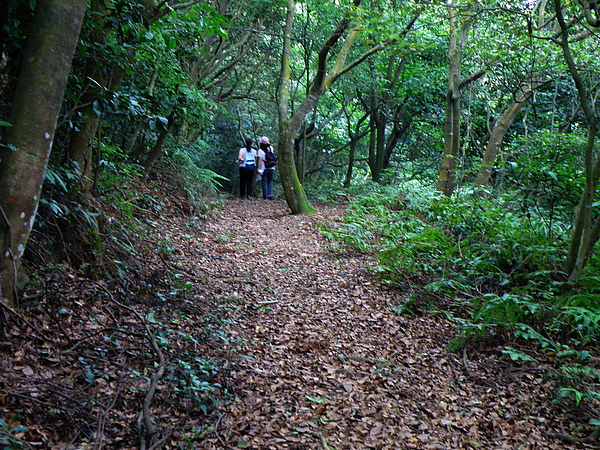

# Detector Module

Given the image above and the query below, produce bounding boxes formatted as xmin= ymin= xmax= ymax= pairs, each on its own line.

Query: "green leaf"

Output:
xmin=237 ymin=440 xmax=249 ymax=448
xmin=147 ymin=312 xmax=156 ymax=323
xmin=0 ymin=121 xmax=12 ymax=127
xmin=305 ymin=395 xmax=327 ymax=403
xmin=502 ymin=347 xmax=536 ymax=362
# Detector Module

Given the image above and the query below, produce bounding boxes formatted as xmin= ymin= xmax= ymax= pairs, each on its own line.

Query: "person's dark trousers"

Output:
xmin=239 ymin=167 xmax=255 ymax=198
xmin=261 ymin=169 xmax=274 ymax=199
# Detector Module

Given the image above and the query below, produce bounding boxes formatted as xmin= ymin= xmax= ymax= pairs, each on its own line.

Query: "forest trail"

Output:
xmin=175 ymin=198 xmax=584 ymax=449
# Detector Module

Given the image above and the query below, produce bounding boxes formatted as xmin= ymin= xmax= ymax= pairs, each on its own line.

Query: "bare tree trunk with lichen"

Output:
xmin=0 ymin=0 xmax=87 ymax=306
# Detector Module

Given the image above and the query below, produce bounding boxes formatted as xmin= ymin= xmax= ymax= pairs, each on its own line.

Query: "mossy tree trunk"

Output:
xmin=278 ymin=0 xmax=314 ymax=214
xmin=0 ymin=0 xmax=87 ymax=306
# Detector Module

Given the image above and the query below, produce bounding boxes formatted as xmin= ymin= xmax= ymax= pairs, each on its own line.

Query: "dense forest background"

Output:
xmin=2 ymin=0 xmax=600 ymax=447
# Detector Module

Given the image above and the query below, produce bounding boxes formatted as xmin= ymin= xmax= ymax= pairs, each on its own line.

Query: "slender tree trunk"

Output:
xmin=437 ymin=1 xmax=467 ymax=196
xmin=68 ymin=0 xmax=171 ymax=191
xmin=343 ymin=112 xmax=370 ymax=188
xmin=475 ymin=90 xmax=532 ymax=188
xmin=383 ymin=114 xmax=410 ymax=169
xmin=373 ymin=58 xmax=406 ymax=182
xmin=296 ymin=124 xmax=307 ymax=184
xmin=67 ymin=0 xmax=111 ymax=189
xmin=0 ymin=0 xmax=87 ymax=306
xmin=555 ymin=0 xmax=600 ymax=279
xmin=373 ymin=112 xmax=386 ymax=182
xmin=344 ymin=139 xmax=357 ymax=189
xmin=126 ymin=122 xmax=144 ymax=156
xmin=367 ymin=97 xmax=377 ymax=177
xmin=143 ymin=114 xmax=176 ymax=182
xmin=68 ymin=105 xmax=101 ymax=185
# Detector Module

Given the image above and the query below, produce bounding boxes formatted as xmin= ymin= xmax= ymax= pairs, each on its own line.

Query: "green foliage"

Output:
xmin=324 ymin=181 xmax=598 ymax=350
xmin=158 ymin=141 xmax=229 ymax=216
xmin=554 ymin=276 xmax=600 ymax=344
xmin=321 ymin=202 xmax=379 ymax=253
xmin=0 ymin=416 xmax=27 ymax=450
xmin=327 ymin=182 xmax=566 ymax=297
xmin=500 ymin=132 xmax=585 ymax=232
xmin=473 ymin=293 xmax=545 ymax=326
xmin=166 ymin=143 xmax=229 ymax=196
xmin=97 ymin=144 xmax=146 ymax=190
xmin=35 ymin=167 xmax=106 ymax=272
xmin=547 ymin=364 xmax=600 ymax=408
xmin=324 ymin=182 xmax=600 ymax=421
xmin=501 ymin=347 xmax=537 ymax=362
xmin=167 ymin=355 xmax=221 ymax=414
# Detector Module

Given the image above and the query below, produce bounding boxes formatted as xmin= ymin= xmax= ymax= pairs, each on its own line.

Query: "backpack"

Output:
xmin=264 ymin=147 xmax=277 ymax=168
xmin=243 ymin=148 xmax=256 ymax=169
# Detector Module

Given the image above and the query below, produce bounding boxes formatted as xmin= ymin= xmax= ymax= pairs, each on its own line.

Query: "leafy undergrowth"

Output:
xmin=1 ymin=181 xmax=599 ymax=448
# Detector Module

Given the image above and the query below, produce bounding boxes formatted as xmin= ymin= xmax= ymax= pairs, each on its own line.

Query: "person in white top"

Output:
xmin=257 ymin=136 xmax=276 ymax=200
xmin=237 ymin=138 xmax=259 ymax=198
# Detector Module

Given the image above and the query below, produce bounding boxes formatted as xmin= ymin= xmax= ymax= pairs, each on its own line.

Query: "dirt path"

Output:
xmin=178 ymin=199 xmax=588 ymax=449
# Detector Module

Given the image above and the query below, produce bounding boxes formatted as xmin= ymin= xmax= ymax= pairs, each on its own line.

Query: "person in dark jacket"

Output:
xmin=257 ymin=136 xmax=276 ymax=200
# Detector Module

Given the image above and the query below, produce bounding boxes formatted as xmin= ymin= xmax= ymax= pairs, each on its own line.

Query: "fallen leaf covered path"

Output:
xmin=179 ymin=199 xmax=591 ymax=449
xmin=1 ymin=194 xmax=595 ymax=449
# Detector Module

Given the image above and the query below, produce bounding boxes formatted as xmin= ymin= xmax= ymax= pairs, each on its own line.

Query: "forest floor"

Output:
xmin=1 ymin=192 xmax=598 ymax=449
xmin=182 ymin=198 xmax=596 ymax=449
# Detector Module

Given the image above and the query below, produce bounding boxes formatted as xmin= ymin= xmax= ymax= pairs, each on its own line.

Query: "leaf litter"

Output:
xmin=189 ymin=199 xmax=597 ymax=449
xmin=1 ymin=196 xmax=597 ymax=449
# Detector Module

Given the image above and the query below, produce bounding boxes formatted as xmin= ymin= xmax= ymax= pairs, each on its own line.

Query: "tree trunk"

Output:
xmin=0 ymin=0 xmax=87 ymax=306
xmin=437 ymin=1 xmax=467 ymax=196
xmin=344 ymin=139 xmax=357 ymax=189
xmin=343 ymin=112 xmax=370 ymax=188
xmin=126 ymin=122 xmax=144 ymax=156
xmin=475 ymin=90 xmax=532 ymax=189
xmin=143 ymin=114 xmax=176 ymax=182
xmin=361 ymin=57 xmax=405 ymax=183
xmin=295 ymin=124 xmax=307 ymax=184
xmin=67 ymin=0 xmax=168 ymax=191
xmin=278 ymin=0 xmax=314 ymax=214
xmin=383 ymin=113 xmax=410 ymax=169
xmin=372 ymin=110 xmax=387 ymax=183
xmin=68 ymin=102 xmax=101 ymax=186
xmin=67 ymin=0 xmax=113 ymax=189
xmin=555 ymin=0 xmax=600 ymax=279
